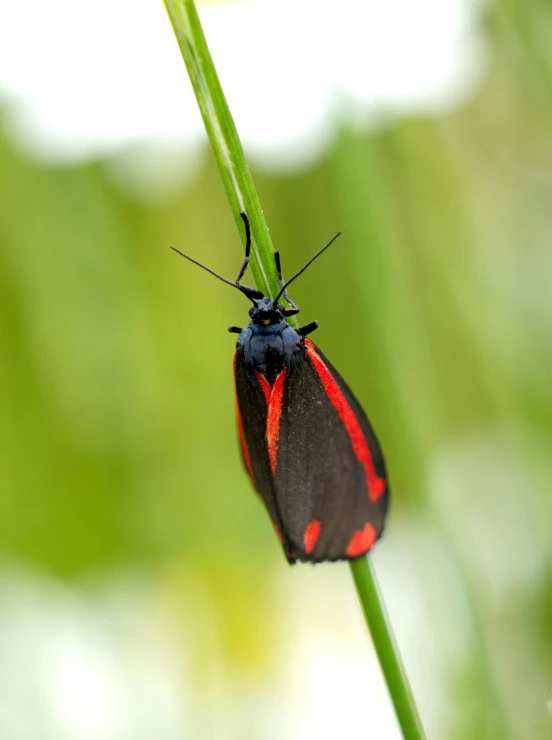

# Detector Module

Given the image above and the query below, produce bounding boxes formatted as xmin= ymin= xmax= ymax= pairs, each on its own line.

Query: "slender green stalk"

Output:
xmin=163 ymin=2 xmax=426 ymax=737
xmin=163 ymin=0 xmax=279 ymax=300
xmin=350 ymin=558 xmax=426 ymax=739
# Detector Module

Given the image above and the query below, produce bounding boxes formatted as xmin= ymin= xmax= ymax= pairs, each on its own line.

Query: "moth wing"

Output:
xmin=274 ymin=340 xmax=389 ymax=562
xmin=233 ymin=350 xmax=295 ymax=562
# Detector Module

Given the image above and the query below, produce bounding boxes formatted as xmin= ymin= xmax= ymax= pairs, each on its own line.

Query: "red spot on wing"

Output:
xmin=304 ymin=519 xmax=321 ymax=554
xmin=234 ymin=353 xmax=255 ymax=485
xmin=304 ymin=340 xmax=386 ymax=502
xmin=274 ymin=524 xmax=283 ymax=544
xmin=266 ymin=368 xmax=287 ymax=474
xmin=346 ymin=523 xmax=377 ymax=558
xmin=254 ymin=370 xmax=272 ymax=407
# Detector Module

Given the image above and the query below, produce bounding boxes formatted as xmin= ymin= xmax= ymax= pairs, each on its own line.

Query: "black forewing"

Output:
xmin=274 ymin=342 xmax=389 ymax=562
xmin=233 ymin=350 xmax=295 ymax=561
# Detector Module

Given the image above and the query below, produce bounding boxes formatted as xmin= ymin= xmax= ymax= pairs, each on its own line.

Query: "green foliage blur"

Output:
xmin=1 ymin=3 xmax=552 ymax=738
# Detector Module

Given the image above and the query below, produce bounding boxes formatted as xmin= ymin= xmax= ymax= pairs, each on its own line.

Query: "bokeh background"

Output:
xmin=1 ymin=0 xmax=551 ymax=738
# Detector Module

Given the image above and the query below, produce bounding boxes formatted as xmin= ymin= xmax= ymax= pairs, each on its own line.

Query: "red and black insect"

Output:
xmin=171 ymin=213 xmax=388 ymax=563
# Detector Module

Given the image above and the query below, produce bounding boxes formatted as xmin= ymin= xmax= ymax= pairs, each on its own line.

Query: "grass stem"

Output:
xmin=163 ymin=2 xmax=426 ymax=736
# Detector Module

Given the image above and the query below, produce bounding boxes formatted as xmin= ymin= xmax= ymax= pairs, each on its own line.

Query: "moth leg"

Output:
xmin=228 ymin=325 xmax=243 ymax=334
xmin=298 ymin=321 xmax=319 ymax=337
xmin=274 ymin=251 xmax=300 ymax=313
xmin=235 ymin=212 xmax=252 ymax=285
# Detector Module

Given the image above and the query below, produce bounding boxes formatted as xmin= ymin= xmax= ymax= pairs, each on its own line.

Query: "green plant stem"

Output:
xmin=164 ymin=1 xmax=426 ymax=737
xmin=163 ymin=0 xmax=279 ymax=299
xmin=350 ymin=558 xmax=426 ymax=739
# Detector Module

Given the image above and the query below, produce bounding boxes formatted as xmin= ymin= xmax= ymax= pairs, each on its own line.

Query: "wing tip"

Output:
xmin=285 ymin=520 xmax=386 ymax=564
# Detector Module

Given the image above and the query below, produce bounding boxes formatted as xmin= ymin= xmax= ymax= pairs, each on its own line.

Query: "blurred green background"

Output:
xmin=1 ymin=2 xmax=552 ymax=738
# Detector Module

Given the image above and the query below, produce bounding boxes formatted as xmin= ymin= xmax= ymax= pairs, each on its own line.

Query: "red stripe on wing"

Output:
xmin=254 ymin=370 xmax=272 ymax=407
xmin=233 ymin=352 xmax=255 ymax=485
xmin=304 ymin=340 xmax=386 ymax=502
xmin=265 ymin=368 xmax=287 ymax=474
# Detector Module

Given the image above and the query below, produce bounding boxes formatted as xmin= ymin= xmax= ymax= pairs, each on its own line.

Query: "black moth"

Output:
xmin=171 ymin=213 xmax=389 ymax=563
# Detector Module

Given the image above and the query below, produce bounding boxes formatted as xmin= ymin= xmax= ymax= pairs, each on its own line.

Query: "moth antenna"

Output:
xmin=273 ymin=232 xmax=341 ymax=305
xmin=170 ymin=246 xmax=263 ymax=303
